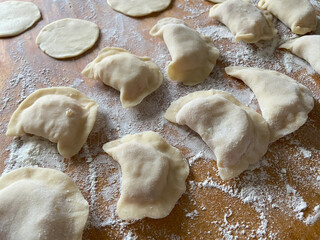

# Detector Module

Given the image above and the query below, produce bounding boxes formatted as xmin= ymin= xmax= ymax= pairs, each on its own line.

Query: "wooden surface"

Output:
xmin=0 ymin=0 xmax=319 ymax=239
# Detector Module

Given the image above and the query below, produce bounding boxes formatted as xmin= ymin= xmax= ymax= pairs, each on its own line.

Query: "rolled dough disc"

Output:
xmin=107 ymin=0 xmax=172 ymax=17
xmin=36 ymin=18 xmax=100 ymax=59
xmin=0 ymin=1 xmax=41 ymax=37
xmin=0 ymin=167 xmax=89 ymax=240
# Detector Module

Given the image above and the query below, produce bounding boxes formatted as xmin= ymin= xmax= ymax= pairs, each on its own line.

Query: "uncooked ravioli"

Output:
xmin=165 ymin=90 xmax=269 ymax=180
xmin=6 ymin=87 xmax=98 ymax=158
xmin=103 ymin=131 xmax=189 ymax=220
xmin=107 ymin=0 xmax=171 ymax=17
xmin=225 ymin=66 xmax=314 ymax=142
xmin=279 ymin=35 xmax=320 ymax=74
xmin=150 ymin=18 xmax=219 ymax=86
xmin=0 ymin=167 xmax=89 ymax=240
xmin=36 ymin=18 xmax=99 ymax=59
xmin=0 ymin=1 xmax=41 ymax=37
xmin=209 ymin=0 xmax=277 ymax=43
xmin=82 ymin=47 xmax=163 ymax=108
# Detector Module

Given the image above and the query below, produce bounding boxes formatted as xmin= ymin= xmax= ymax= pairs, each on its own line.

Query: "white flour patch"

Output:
xmin=3 ymin=136 xmax=66 ymax=176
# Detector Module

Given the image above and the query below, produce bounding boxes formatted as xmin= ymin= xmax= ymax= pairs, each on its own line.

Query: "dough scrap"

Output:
xmin=150 ymin=17 xmax=219 ymax=86
xmin=279 ymin=35 xmax=320 ymax=75
xmin=0 ymin=167 xmax=89 ymax=240
xmin=258 ymin=0 xmax=317 ymax=35
xmin=103 ymin=131 xmax=189 ymax=220
xmin=225 ymin=66 xmax=314 ymax=142
xmin=0 ymin=1 xmax=41 ymax=37
xmin=165 ymin=90 xmax=269 ymax=180
xmin=209 ymin=0 xmax=277 ymax=43
xmin=36 ymin=18 xmax=99 ymax=59
xmin=82 ymin=47 xmax=163 ymax=108
xmin=107 ymin=0 xmax=171 ymax=17
xmin=6 ymin=87 xmax=98 ymax=158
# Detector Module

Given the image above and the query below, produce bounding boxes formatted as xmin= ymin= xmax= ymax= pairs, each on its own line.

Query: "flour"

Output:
xmin=2 ymin=136 xmax=66 ymax=176
xmin=186 ymin=210 xmax=199 ymax=219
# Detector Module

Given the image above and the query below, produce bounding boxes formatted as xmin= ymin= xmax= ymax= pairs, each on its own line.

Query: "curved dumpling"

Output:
xmin=165 ymin=90 xmax=269 ymax=180
xmin=279 ymin=35 xmax=320 ymax=74
xmin=209 ymin=0 xmax=277 ymax=43
xmin=103 ymin=131 xmax=189 ymax=220
xmin=0 ymin=167 xmax=89 ymax=240
xmin=258 ymin=0 xmax=317 ymax=35
xmin=225 ymin=66 xmax=314 ymax=142
xmin=6 ymin=87 xmax=98 ymax=158
xmin=150 ymin=17 xmax=219 ymax=86
xmin=82 ymin=47 xmax=163 ymax=108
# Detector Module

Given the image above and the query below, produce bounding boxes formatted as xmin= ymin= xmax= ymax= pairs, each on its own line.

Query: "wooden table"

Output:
xmin=0 ymin=0 xmax=319 ymax=239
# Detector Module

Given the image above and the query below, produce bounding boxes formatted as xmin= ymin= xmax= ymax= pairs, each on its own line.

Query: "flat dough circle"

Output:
xmin=0 ymin=1 xmax=41 ymax=37
xmin=36 ymin=18 xmax=99 ymax=59
xmin=0 ymin=167 xmax=89 ymax=240
xmin=107 ymin=0 xmax=171 ymax=17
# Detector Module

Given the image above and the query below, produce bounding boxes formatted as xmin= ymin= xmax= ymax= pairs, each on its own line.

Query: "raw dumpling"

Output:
xmin=225 ymin=66 xmax=314 ymax=142
xmin=6 ymin=87 xmax=98 ymax=158
xmin=209 ymin=0 xmax=277 ymax=43
xmin=103 ymin=131 xmax=189 ymax=220
xmin=36 ymin=18 xmax=99 ymax=59
xmin=0 ymin=1 xmax=41 ymax=37
xmin=107 ymin=0 xmax=171 ymax=17
xmin=0 ymin=167 xmax=89 ymax=240
xmin=82 ymin=47 xmax=163 ymax=108
xmin=165 ymin=90 xmax=269 ymax=180
xmin=279 ymin=35 xmax=320 ymax=74
xmin=258 ymin=0 xmax=317 ymax=35
xmin=150 ymin=17 xmax=219 ymax=86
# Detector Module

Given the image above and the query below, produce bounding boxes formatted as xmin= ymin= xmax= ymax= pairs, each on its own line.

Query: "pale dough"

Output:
xmin=103 ymin=131 xmax=189 ymax=220
xmin=258 ymin=0 xmax=317 ymax=35
xmin=225 ymin=66 xmax=314 ymax=142
xmin=82 ymin=47 xmax=163 ymax=108
xmin=0 ymin=167 xmax=89 ymax=240
xmin=36 ymin=18 xmax=99 ymax=59
xmin=6 ymin=87 xmax=98 ymax=158
xmin=150 ymin=17 xmax=219 ymax=86
xmin=165 ymin=90 xmax=269 ymax=180
xmin=0 ymin=1 xmax=41 ymax=37
xmin=107 ymin=0 xmax=171 ymax=17
xmin=209 ymin=0 xmax=277 ymax=43
xmin=279 ymin=35 xmax=320 ymax=75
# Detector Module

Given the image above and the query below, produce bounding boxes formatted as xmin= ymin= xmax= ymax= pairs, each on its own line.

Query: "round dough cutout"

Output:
xmin=0 ymin=1 xmax=41 ymax=37
xmin=36 ymin=18 xmax=99 ymax=59
xmin=107 ymin=0 xmax=171 ymax=17
xmin=0 ymin=167 xmax=89 ymax=240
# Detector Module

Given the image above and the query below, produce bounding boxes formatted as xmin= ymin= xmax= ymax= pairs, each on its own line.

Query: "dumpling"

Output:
xmin=6 ymin=87 xmax=98 ymax=158
xmin=258 ymin=0 xmax=317 ymax=35
xmin=225 ymin=66 xmax=314 ymax=142
xmin=82 ymin=47 xmax=163 ymax=108
xmin=279 ymin=35 xmax=320 ymax=74
xmin=209 ymin=0 xmax=277 ymax=43
xmin=0 ymin=167 xmax=89 ymax=240
xmin=150 ymin=17 xmax=219 ymax=86
xmin=103 ymin=131 xmax=189 ymax=220
xmin=165 ymin=90 xmax=269 ymax=180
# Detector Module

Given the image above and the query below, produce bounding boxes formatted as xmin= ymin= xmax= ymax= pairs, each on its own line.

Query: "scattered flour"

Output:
xmin=2 ymin=136 xmax=66 ymax=176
